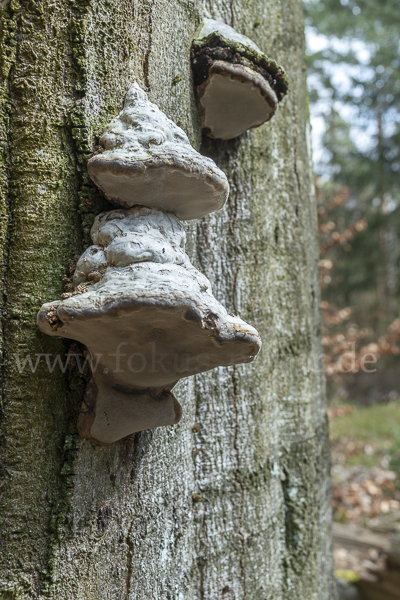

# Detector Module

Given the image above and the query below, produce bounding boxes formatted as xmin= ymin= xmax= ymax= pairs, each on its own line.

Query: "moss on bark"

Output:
xmin=0 ymin=1 xmax=336 ymax=598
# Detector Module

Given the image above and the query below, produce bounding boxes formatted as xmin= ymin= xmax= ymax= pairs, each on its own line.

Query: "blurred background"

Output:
xmin=304 ymin=1 xmax=400 ymax=598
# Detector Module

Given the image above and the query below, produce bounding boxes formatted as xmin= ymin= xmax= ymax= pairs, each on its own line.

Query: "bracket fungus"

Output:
xmin=87 ymin=84 xmax=229 ymax=220
xmin=38 ymin=208 xmax=261 ymax=444
xmin=191 ymin=19 xmax=288 ymax=140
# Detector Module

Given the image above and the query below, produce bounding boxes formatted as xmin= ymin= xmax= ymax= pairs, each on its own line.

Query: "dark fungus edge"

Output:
xmin=191 ymin=32 xmax=289 ymax=102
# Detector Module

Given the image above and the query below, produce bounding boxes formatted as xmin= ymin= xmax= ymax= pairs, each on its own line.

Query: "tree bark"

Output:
xmin=0 ymin=0 xmax=337 ymax=599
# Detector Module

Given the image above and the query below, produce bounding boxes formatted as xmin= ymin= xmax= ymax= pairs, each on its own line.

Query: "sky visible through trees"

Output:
xmin=304 ymin=0 xmax=400 ymax=402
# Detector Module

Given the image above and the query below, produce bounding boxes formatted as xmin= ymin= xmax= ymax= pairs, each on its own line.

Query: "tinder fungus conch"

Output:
xmin=38 ymin=85 xmax=261 ymax=445
xmin=191 ymin=19 xmax=288 ymax=140
xmin=88 ymin=83 xmax=229 ymax=220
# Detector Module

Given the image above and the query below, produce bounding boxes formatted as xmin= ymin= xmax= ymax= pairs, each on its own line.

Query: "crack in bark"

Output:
xmin=292 ymin=103 xmax=302 ymax=220
xmin=143 ymin=0 xmax=155 ymax=91
xmin=198 ymin=504 xmax=209 ymax=600
xmin=230 ymin=0 xmax=235 ymax=27
xmin=231 ymin=368 xmax=247 ymax=598
xmin=229 ymin=159 xmax=247 ymax=593
xmin=229 ymin=160 xmax=246 ymax=597
xmin=125 ymin=520 xmax=134 ymax=599
xmin=123 ymin=431 xmax=153 ymax=598
xmin=230 ymin=164 xmax=241 ymax=315
xmin=230 ymin=166 xmax=247 ymax=599
xmin=192 ymin=380 xmax=209 ymax=600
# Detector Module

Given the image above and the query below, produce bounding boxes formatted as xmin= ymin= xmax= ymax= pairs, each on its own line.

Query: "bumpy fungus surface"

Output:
xmin=88 ymin=84 xmax=229 ymax=220
xmin=37 ymin=208 xmax=261 ymax=444
xmin=191 ymin=19 xmax=288 ymax=140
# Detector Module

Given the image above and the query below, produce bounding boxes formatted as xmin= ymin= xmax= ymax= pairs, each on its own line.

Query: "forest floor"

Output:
xmin=329 ymin=400 xmax=400 ymax=599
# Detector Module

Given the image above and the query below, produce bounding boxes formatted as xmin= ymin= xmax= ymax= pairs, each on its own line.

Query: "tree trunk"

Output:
xmin=0 ymin=1 xmax=337 ymax=599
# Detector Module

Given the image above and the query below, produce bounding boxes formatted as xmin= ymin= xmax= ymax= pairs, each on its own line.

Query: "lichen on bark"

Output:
xmin=0 ymin=1 xmax=336 ymax=599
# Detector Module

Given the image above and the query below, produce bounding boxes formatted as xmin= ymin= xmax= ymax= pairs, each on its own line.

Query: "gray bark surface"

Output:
xmin=0 ymin=0 xmax=337 ymax=598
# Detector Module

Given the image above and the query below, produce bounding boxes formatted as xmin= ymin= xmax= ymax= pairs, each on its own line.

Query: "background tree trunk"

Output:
xmin=0 ymin=0 xmax=337 ymax=598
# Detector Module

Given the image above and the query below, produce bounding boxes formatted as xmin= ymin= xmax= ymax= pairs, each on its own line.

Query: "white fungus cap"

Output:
xmin=37 ymin=207 xmax=261 ymax=444
xmin=88 ymin=84 xmax=229 ymax=220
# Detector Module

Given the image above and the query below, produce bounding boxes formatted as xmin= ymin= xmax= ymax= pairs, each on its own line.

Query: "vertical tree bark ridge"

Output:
xmin=0 ymin=0 xmax=337 ymax=599
xmin=194 ymin=1 xmax=335 ymax=597
xmin=0 ymin=6 xmax=13 ymax=578
xmin=0 ymin=0 xmax=12 ymax=373
xmin=0 ymin=1 xmax=83 ymax=596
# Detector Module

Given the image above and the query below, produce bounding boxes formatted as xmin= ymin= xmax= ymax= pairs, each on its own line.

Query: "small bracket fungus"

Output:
xmin=38 ymin=208 xmax=261 ymax=444
xmin=87 ymin=84 xmax=229 ymax=220
xmin=191 ymin=19 xmax=288 ymax=140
